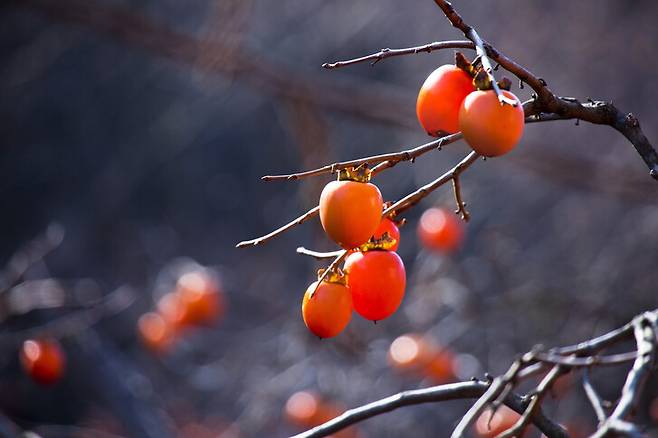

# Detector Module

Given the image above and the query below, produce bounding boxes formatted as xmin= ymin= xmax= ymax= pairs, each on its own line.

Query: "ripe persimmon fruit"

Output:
xmin=475 ymin=406 xmax=521 ymax=437
xmin=138 ymin=312 xmax=175 ymax=353
xmin=459 ymin=89 xmax=524 ymax=157
xmin=319 ymin=179 xmax=383 ymax=249
xmin=372 ymin=217 xmax=400 ymax=251
xmin=21 ymin=338 xmax=65 ymax=385
xmin=417 ymin=207 xmax=464 ymax=253
xmin=344 ymin=250 xmax=406 ymax=322
xmin=417 ymin=65 xmax=475 ymax=136
xmin=176 ymin=271 xmax=224 ymax=326
xmin=302 ymin=279 xmax=352 ymax=338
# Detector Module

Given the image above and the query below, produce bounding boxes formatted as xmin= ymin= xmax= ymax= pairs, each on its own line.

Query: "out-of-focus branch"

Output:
xmin=583 ymin=369 xmax=607 ymax=424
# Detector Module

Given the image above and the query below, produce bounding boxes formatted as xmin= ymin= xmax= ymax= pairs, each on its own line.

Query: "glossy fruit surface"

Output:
xmin=372 ymin=218 xmax=400 ymax=251
xmin=416 ymin=65 xmax=475 ymax=135
xmin=319 ymin=180 xmax=383 ymax=249
xmin=344 ymin=250 xmax=406 ymax=321
xmin=475 ymin=406 xmax=520 ymax=437
xmin=459 ymin=89 xmax=524 ymax=157
xmin=417 ymin=207 xmax=464 ymax=253
xmin=138 ymin=312 xmax=175 ymax=353
xmin=176 ymin=271 xmax=224 ymax=326
xmin=302 ymin=281 xmax=352 ymax=338
xmin=21 ymin=338 xmax=65 ymax=385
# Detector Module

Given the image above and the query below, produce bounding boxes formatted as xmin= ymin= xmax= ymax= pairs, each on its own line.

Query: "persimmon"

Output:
xmin=417 ymin=207 xmax=464 ymax=253
xmin=372 ymin=217 xmax=400 ymax=251
xmin=459 ymin=89 xmax=524 ymax=157
xmin=475 ymin=406 xmax=521 ymax=437
xmin=416 ymin=65 xmax=475 ymax=136
xmin=425 ymin=350 xmax=457 ymax=383
xmin=388 ymin=334 xmax=434 ymax=371
xmin=284 ymin=391 xmax=357 ymax=438
xmin=344 ymin=250 xmax=406 ymax=322
xmin=176 ymin=271 xmax=224 ymax=326
xmin=302 ymin=279 xmax=352 ymax=338
xmin=157 ymin=291 xmax=189 ymax=329
xmin=138 ymin=312 xmax=175 ymax=353
xmin=20 ymin=338 xmax=65 ymax=385
xmin=319 ymin=179 xmax=383 ymax=249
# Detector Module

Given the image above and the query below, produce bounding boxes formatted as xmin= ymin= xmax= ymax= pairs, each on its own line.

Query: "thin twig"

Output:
xmin=535 ymin=351 xmax=638 ymax=367
xmin=495 ymin=365 xmax=564 ymax=438
xmin=310 ymin=250 xmax=348 ymax=298
xmin=583 ymin=369 xmax=607 ymax=424
xmin=262 ymin=133 xmax=461 ymax=181
xmin=236 ymin=206 xmax=320 ymax=248
xmin=383 ymin=152 xmax=479 ymax=217
xmin=296 ymin=247 xmax=343 ymax=260
xmin=322 ymin=40 xmax=473 ymax=69
xmin=451 ymin=175 xmax=469 ymax=221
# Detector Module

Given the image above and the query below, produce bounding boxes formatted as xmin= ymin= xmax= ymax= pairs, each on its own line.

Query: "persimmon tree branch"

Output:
xmin=292 ymin=380 xmax=568 ymax=438
xmin=236 ymin=206 xmax=320 ymax=248
xmin=298 ymin=309 xmax=657 ymax=438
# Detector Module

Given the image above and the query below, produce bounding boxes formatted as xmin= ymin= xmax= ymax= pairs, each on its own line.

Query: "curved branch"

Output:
xmin=236 ymin=206 xmax=320 ymax=248
xmin=292 ymin=380 xmax=567 ymax=438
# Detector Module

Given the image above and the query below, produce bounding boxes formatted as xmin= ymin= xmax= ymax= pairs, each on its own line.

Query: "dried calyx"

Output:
xmin=337 ymin=165 xmax=371 ymax=183
xmin=455 ymin=52 xmax=511 ymax=92
xmin=357 ymin=232 xmax=397 ymax=252
xmin=317 ymin=267 xmax=347 ymax=285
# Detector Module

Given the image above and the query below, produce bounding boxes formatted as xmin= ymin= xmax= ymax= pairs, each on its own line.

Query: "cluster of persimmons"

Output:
xmin=301 ymin=54 xmax=524 ymax=339
xmin=138 ymin=269 xmax=225 ymax=353
xmin=17 ymin=268 xmax=226 ymax=386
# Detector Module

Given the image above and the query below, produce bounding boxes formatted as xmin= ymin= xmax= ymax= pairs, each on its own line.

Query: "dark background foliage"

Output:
xmin=1 ymin=1 xmax=657 ymax=436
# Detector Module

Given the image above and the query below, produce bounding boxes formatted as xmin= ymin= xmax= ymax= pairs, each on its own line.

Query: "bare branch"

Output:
xmin=292 ymin=380 xmax=567 ymax=438
xmin=236 ymin=206 xmax=320 ymax=248
xmin=383 ymin=152 xmax=479 ymax=217
xmin=322 ymin=40 xmax=474 ymax=69
xmin=262 ymin=133 xmax=461 ymax=181
xmin=535 ymin=351 xmax=637 ymax=367
xmin=592 ymin=313 xmax=656 ymax=437
xmin=583 ymin=369 xmax=607 ymax=424
xmin=451 ymin=175 xmax=469 ymax=221
xmin=310 ymin=250 xmax=348 ymax=298
xmin=296 ymin=247 xmax=343 ymax=260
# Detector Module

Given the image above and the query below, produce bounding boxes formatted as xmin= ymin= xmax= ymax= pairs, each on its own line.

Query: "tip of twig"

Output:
xmin=235 ymin=241 xmax=254 ymax=248
xmin=651 ymin=168 xmax=658 ymax=181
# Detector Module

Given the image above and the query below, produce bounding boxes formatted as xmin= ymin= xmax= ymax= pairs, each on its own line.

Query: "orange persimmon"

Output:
xmin=319 ymin=180 xmax=383 ymax=249
xmin=459 ymin=89 xmax=524 ymax=157
xmin=138 ymin=312 xmax=175 ymax=353
xmin=475 ymin=406 xmax=521 ymax=437
xmin=176 ymin=271 xmax=224 ymax=326
xmin=417 ymin=65 xmax=475 ymax=136
xmin=302 ymin=280 xmax=352 ymax=338
xmin=344 ymin=250 xmax=406 ymax=322
xmin=372 ymin=217 xmax=400 ymax=251
xmin=21 ymin=338 xmax=65 ymax=385
xmin=417 ymin=207 xmax=464 ymax=253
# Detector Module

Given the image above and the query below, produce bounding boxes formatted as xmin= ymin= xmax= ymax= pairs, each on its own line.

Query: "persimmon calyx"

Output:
xmin=316 ymin=267 xmax=347 ymax=285
xmin=357 ymin=232 xmax=397 ymax=252
xmin=336 ymin=165 xmax=371 ymax=183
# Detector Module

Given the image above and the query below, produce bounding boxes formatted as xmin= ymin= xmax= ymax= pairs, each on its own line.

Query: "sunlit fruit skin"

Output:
xmin=176 ymin=271 xmax=224 ymax=326
xmin=319 ymin=180 xmax=383 ymax=249
xmin=416 ymin=65 xmax=475 ymax=136
xmin=475 ymin=406 xmax=520 ymax=437
xmin=344 ymin=251 xmax=406 ymax=321
xmin=417 ymin=207 xmax=464 ymax=253
xmin=20 ymin=339 xmax=65 ymax=385
xmin=138 ymin=312 xmax=175 ymax=353
xmin=302 ymin=281 xmax=352 ymax=338
xmin=372 ymin=218 xmax=400 ymax=251
xmin=459 ymin=89 xmax=524 ymax=157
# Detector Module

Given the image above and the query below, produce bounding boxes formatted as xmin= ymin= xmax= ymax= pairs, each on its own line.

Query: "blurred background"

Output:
xmin=1 ymin=0 xmax=658 ymax=437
